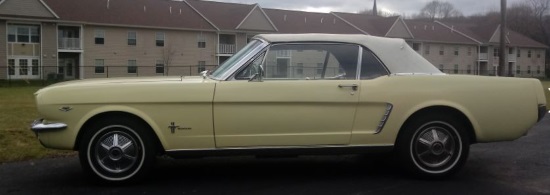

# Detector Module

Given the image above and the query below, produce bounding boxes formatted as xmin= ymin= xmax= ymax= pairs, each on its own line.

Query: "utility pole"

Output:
xmin=499 ymin=0 xmax=507 ymax=76
xmin=373 ymin=0 xmax=378 ymax=16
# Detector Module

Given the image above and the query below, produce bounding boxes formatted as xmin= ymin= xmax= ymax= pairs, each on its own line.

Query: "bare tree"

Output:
xmin=417 ymin=1 xmax=463 ymax=20
xmin=162 ymin=45 xmax=176 ymax=75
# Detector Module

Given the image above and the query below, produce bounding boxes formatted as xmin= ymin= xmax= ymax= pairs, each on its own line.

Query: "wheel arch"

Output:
xmin=397 ymin=105 xmax=477 ymax=144
xmin=73 ymin=108 xmax=166 ymax=154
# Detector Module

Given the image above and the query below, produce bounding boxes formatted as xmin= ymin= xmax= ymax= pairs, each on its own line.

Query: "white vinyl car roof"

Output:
xmin=254 ymin=34 xmax=443 ymax=75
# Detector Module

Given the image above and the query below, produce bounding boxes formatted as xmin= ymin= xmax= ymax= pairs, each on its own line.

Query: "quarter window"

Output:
xmin=360 ymin=49 xmax=388 ymax=79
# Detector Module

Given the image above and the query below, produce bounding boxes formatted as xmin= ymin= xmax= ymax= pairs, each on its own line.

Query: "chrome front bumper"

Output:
xmin=30 ymin=119 xmax=68 ymax=134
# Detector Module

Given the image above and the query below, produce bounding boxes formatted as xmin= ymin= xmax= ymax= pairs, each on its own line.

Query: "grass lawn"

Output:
xmin=0 ymin=86 xmax=74 ymax=163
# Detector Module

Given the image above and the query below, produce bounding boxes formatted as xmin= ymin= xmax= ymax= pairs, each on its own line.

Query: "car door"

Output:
xmin=213 ymin=43 xmax=361 ymax=147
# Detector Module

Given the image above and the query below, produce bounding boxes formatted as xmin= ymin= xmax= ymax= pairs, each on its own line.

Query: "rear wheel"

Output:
xmin=79 ymin=118 xmax=156 ymax=183
xmin=396 ymin=114 xmax=470 ymax=179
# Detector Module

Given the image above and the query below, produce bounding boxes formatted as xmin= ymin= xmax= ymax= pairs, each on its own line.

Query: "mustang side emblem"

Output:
xmin=58 ymin=106 xmax=73 ymax=112
xmin=168 ymin=122 xmax=192 ymax=133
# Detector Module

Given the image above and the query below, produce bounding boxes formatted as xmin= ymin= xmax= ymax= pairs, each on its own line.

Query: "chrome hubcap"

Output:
xmin=415 ymin=128 xmax=455 ymax=168
xmin=95 ymin=131 xmax=138 ymax=173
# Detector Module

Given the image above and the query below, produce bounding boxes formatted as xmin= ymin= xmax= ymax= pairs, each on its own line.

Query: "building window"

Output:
xmin=439 ymin=64 xmax=444 ymax=71
xmin=95 ymin=30 xmax=104 ymax=44
xmin=8 ymin=59 xmax=15 ymax=75
xmin=537 ymin=52 xmax=541 ymax=58
xmin=412 ymin=43 xmax=420 ymax=51
xmin=517 ymin=49 xmax=521 ymax=58
xmin=454 ymin=64 xmax=458 ymax=74
xmin=128 ymin=60 xmax=137 ymax=73
xmin=528 ymin=50 xmax=532 ymax=58
xmin=467 ymin=47 xmax=472 ymax=56
xmin=516 ymin=65 xmax=520 ymax=74
xmin=95 ymin=59 xmax=104 ymax=73
xmin=527 ymin=66 xmax=531 ymax=74
xmin=537 ymin=66 xmax=541 ymax=74
xmin=7 ymin=25 xmax=40 ymax=43
xmin=197 ymin=34 xmax=206 ymax=48
xmin=493 ymin=48 xmax=499 ymax=57
xmin=19 ymin=59 xmax=28 ymax=75
xmin=454 ymin=47 xmax=459 ymax=56
xmin=32 ymin=59 xmax=39 ymax=75
xmin=424 ymin=45 xmax=430 ymax=55
xmin=296 ymin=63 xmax=304 ymax=75
xmin=156 ymin=60 xmax=164 ymax=74
xmin=198 ymin=61 xmax=206 ymax=73
xmin=439 ymin=46 xmax=444 ymax=55
xmin=128 ymin=32 xmax=136 ymax=46
xmin=467 ymin=65 xmax=471 ymax=74
xmin=316 ymin=63 xmax=324 ymax=75
xmin=156 ymin=32 xmax=165 ymax=47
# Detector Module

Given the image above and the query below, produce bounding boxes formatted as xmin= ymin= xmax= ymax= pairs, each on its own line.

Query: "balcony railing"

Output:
xmin=58 ymin=38 xmax=81 ymax=50
xmin=218 ymin=44 xmax=236 ymax=54
xmin=478 ymin=53 xmax=488 ymax=61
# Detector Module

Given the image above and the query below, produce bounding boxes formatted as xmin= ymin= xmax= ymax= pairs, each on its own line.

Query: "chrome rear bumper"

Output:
xmin=31 ymin=119 xmax=67 ymax=134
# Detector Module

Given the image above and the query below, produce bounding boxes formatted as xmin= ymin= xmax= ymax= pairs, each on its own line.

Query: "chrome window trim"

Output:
xmin=212 ymin=38 xmax=269 ymax=81
xmin=356 ymin=46 xmax=363 ymax=80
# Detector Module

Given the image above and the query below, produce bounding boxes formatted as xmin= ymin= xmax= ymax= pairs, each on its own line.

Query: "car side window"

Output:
xmin=242 ymin=43 xmax=358 ymax=80
xmin=360 ymin=49 xmax=388 ymax=79
xmin=235 ymin=52 xmax=266 ymax=80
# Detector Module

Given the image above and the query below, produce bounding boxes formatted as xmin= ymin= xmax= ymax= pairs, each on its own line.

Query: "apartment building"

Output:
xmin=0 ymin=0 xmax=547 ymax=80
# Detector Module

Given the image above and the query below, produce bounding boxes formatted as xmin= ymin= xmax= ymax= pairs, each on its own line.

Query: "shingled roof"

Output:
xmin=263 ymin=8 xmax=362 ymax=34
xmin=332 ymin=12 xmax=398 ymax=36
xmin=42 ymin=0 xmax=217 ymax=30
xmin=405 ymin=20 xmax=478 ymax=45
xmin=437 ymin=21 xmax=548 ymax=48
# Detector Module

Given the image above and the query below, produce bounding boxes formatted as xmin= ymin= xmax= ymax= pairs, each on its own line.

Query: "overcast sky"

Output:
xmin=207 ymin=0 xmax=525 ymax=16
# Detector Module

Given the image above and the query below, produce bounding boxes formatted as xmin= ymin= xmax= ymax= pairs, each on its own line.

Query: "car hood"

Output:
xmin=35 ymin=76 xmax=218 ymax=105
xmin=36 ymin=76 xmax=210 ymax=94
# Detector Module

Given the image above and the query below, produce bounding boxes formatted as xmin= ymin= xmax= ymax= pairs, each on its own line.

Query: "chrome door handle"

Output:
xmin=338 ymin=84 xmax=358 ymax=91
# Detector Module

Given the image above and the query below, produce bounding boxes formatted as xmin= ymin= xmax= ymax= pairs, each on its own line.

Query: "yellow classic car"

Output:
xmin=31 ymin=34 xmax=547 ymax=183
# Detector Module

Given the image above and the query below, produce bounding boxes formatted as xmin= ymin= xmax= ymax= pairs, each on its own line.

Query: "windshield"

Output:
xmin=210 ymin=39 xmax=267 ymax=80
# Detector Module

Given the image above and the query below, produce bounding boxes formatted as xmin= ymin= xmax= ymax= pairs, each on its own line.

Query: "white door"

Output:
xmin=7 ymin=58 xmax=40 ymax=79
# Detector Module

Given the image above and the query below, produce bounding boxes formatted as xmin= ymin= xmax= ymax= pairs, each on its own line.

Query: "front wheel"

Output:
xmin=79 ymin=118 xmax=156 ymax=183
xmin=396 ymin=114 xmax=470 ymax=179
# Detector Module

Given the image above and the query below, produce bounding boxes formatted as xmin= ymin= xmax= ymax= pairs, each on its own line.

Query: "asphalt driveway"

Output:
xmin=1 ymin=115 xmax=549 ymax=194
